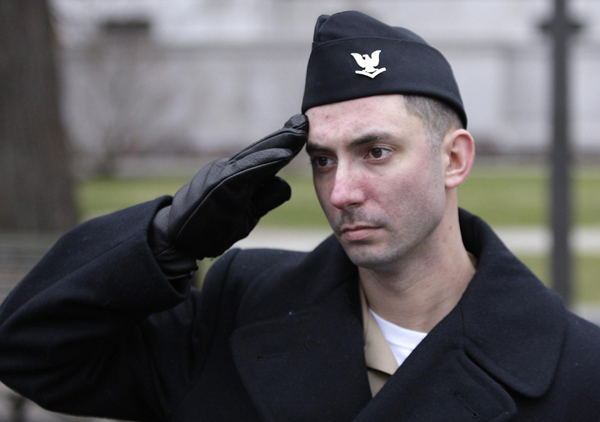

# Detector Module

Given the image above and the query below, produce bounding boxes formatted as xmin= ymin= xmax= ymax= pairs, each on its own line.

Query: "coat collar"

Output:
xmin=457 ymin=208 xmax=566 ymax=398
xmin=230 ymin=210 xmax=567 ymax=420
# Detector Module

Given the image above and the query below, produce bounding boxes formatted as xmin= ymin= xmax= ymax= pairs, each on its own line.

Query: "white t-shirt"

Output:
xmin=370 ymin=309 xmax=428 ymax=367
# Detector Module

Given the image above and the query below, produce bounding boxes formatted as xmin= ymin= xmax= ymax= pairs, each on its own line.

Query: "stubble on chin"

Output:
xmin=333 ymin=211 xmax=402 ymax=270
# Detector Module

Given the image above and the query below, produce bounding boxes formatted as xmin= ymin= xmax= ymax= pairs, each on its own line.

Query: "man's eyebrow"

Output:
xmin=306 ymin=132 xmax=392 ymax=154
xmin=305 ymin=142 xmax=330 ymax=154
xmin=348 ymin=133 xmax=391 ymax=148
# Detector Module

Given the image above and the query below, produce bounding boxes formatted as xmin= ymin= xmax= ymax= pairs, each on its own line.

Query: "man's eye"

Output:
xmin=368 ymin=148 xmax=390 ymax=159
xmin=313 ymin=157 xmax=332 ymax=167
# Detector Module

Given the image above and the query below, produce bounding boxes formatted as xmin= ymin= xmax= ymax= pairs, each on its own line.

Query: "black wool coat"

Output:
xmin=1 ymin=198 xmax=600 ymax=422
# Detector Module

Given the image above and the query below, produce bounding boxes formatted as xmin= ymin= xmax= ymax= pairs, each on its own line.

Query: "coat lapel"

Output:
xmin=230 ymin=237 xmax=372 ymax=422
xmin=458 ymin=209 xmax=566 ymax=399
xmin=353 ymin=306 xmax=518 ymax=422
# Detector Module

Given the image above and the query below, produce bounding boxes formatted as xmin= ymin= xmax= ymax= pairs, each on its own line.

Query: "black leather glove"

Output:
xmin=150 ymin=114 xmax=308 ymax=274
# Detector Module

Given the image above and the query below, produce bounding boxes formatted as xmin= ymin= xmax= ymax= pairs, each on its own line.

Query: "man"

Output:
xmin=1 ymin=10 xmax=600 ymax=422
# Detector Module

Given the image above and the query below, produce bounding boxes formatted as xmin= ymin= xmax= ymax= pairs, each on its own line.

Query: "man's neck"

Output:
xmin=359 ymin=211 xmax=475 ymax=333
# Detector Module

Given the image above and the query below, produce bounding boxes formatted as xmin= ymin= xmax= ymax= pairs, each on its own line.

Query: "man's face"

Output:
xmin=306 ymin=94 xmax=448 ymax=271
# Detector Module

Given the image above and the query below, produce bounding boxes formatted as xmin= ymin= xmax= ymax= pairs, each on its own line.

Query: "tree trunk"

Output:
xmin=0 ymin=0 xmax=77 ymax=232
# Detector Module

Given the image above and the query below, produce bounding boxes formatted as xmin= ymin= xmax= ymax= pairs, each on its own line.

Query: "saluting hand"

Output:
xmin=150 ymin=114 xmax=308 ymax=266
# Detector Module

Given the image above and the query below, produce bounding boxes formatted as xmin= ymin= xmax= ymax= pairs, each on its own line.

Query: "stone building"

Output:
xmin=50 ymin=0 xmax=600 ymax=175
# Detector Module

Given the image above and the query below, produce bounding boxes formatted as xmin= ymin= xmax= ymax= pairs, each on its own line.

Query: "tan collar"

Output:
xmin=360 ymin=283 xmax=398 ymax=376
xmin=359 ymin=253 xmax=476 ymax=395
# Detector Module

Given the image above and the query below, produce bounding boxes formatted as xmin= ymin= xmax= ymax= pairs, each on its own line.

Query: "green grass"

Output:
xmin=78 ymin=177 xmax=189 ymax=220
xmin=459 ymin=164 xmax=600 ymax=227
xmin=77 ymin=163 xmax=600 ymax=228
xmin=76 ymin=173 xmax=330 ymax=227
xmin=458 ymin=166 xmax=548 ymax=226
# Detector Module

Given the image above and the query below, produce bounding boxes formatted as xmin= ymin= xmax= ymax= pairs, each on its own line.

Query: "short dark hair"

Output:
xmin=403 ymin=95 xmax=464 ymax=148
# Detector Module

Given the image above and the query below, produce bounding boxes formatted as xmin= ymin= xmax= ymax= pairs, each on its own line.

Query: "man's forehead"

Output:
xmin=306 ymin=95 xmax=406 ymax=133
xmin=305 ymin=95 xmax=419 ymax=148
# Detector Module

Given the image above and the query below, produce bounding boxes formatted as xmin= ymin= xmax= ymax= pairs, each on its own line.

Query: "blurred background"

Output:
xmin=1 ymin=0 xmax=600 ymax=420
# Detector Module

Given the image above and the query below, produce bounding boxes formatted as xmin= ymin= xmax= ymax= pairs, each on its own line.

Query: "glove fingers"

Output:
xmin=176 ymin=178 xmax=288 ymax=258
xmin=171 ymin=149 xmax=288 ymax=238
xmin=173 ymin=148 xmax=290 ymax=220
xmin=284 ymin=114 xmax=309 ymax=130
xmin=230 ymin=114 xmax=307 ymax=162
xmin=250 ymin=177 xmax=292 ymax=219
xmin=227 ymin=147 xmax=299 ymax=182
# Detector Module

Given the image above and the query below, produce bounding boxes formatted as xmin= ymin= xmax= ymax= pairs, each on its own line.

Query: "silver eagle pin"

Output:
xmin=351 ymin=50 xmax=387 ymax=79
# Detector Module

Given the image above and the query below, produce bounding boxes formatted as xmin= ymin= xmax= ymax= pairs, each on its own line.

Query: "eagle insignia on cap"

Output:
xmin=351 ymin=50 xmax=386 ymax=78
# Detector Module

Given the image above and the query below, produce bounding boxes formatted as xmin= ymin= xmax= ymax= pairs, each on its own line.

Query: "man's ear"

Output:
xmin=441 ymin=129 xmax=475 ymax=189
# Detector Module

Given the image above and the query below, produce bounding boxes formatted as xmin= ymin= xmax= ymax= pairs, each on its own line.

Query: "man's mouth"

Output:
xmin=339 ymin=225 xmax=380 ymax=241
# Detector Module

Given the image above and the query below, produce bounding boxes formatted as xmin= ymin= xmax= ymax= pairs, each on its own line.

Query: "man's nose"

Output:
xmin=330 ymin=166 xmax=365 ymax=210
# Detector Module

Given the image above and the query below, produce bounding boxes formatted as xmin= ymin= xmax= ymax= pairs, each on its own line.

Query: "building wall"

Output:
xmin=52 ymin=0 xmax=600 ymax=160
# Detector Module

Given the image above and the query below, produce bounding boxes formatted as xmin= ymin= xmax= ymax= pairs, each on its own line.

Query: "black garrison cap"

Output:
xmin=301 ymin=11 xmax=467 ymax=128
